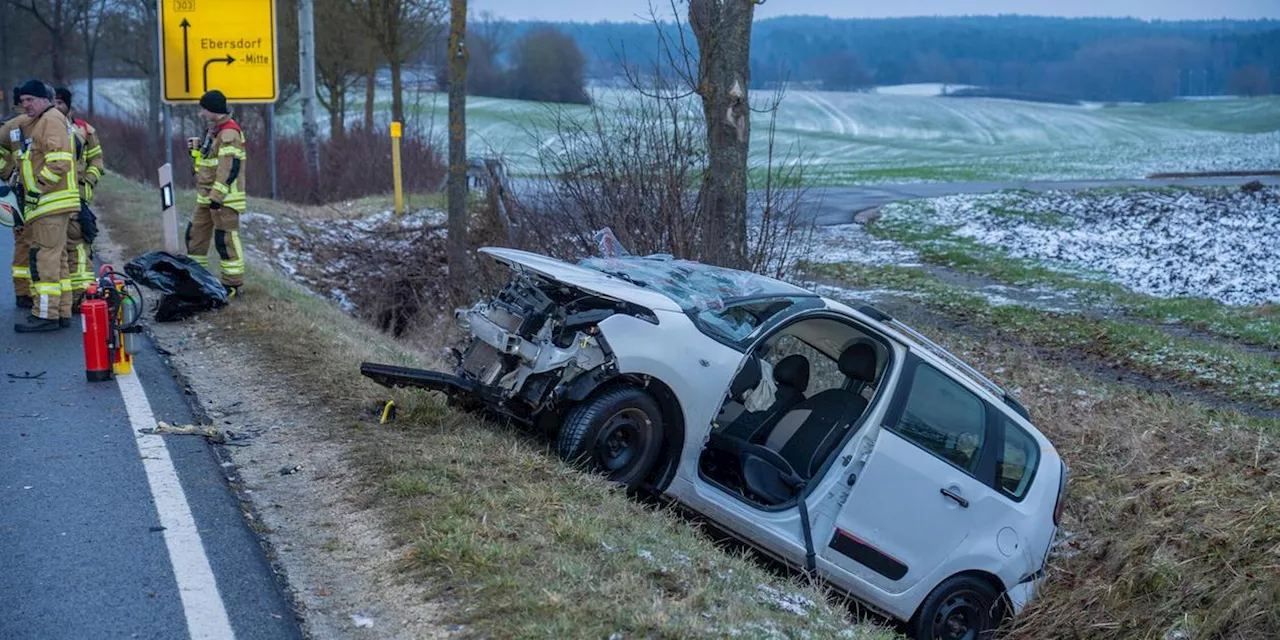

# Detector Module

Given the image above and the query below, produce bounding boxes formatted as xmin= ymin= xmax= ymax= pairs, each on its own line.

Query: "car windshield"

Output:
xmin=577 ymin=254 xmax=820 ymax=345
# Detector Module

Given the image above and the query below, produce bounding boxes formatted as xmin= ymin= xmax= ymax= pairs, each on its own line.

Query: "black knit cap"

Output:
xmin=54 ymin=87 xmax=72 ymax=106
xmin=199 ymin=90 xmax=228 ymax=115
xmin=16 ymin=79 xmax=50 ymax=101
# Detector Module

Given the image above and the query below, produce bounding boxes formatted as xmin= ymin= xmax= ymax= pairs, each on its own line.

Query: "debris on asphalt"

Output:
xmin=279 ymin=465 xmax=303 ymax=476
xmin=140 ymin=420 xmax=251 ymax=446
xmin=6 ymin=371 xmax=46 ymax=380
xmin=351 ymin=613 xmax=374 ymax=628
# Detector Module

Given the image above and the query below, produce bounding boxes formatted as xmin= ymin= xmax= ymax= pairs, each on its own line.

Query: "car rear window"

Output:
xmin=997 ymin=417 xmax=1040 ymax=500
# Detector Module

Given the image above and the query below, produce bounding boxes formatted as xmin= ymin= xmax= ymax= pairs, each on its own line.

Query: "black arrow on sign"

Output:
xmin=180 ymin=19 xmax=192 ymax=93
xmin=202 ymin=55 xmax=235 ymax=93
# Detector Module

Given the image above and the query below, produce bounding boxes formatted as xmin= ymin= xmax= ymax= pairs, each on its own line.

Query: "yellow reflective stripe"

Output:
xmin=60 ymin=278 xmax=72 ymax=292
xmin=221 ymin=230 xmax=246 ymax=275
xmin=87 ymin=166 xmax=102 ymax=179
xmin=31 ymin=191 xmax=81 ymax=217
xmin=21 ymin=157 xmax=37 ymax=191
xmin=212 ymin=182 xmax=229 ymax=194
xmin=33 ymin=282 xmax=62 ymax=295
xmin=75 ymin=244 xmax=89 ymax=277
xmin=12 ymin=266 xmax=30 ymax=278
xmin=189 ymin=255 xmax=210 ymax=267
xmin=217 ymin=146 xmax=245 ymax=157
xmin=196 ymin=194 xmax=212 ymax=204
xmin=84 ymin=146 xmax=102 ymax=159
xmin=39 ymin=166 xmax=59 ymax=182
xmin=45 ymin=151 xmax=73 ymax=162
xmin=197 ymin=158 xmax=219 ymax=167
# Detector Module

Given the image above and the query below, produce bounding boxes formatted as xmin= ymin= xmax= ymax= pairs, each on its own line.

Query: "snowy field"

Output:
xmin=88 ymin=79 xmax=1280 ymax=187
xmin=810 ymin=186 xmax=1280 ymax=307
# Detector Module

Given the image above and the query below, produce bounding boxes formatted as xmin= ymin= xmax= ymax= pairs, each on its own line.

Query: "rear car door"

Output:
xmin=820 ymin=353 xmax=1019 ymax=595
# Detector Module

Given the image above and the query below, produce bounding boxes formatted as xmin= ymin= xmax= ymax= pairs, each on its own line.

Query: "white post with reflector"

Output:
xmin=158 ymin=163 xmax=180 ymax=254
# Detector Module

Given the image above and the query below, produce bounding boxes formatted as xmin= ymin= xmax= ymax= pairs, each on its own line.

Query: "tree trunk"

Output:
xmin=446 ymin=0 xmax=470 ymax=299
xmin=297 ymin=0 xmax=321 ymax=203
xmin=0 ymin=3 xmax=10 ymax=101
xmin=364 ymin=50 xmax=375 ymax=130
xmin=390 ymin=58 xmax=404 ymax=124
xmin=327 ymin=90 xmax=345 ymax=140
xmin=689 ymin=0 xmax=755 ymax=270
xmin=51 ymin=41 xmax=66 ymax=86
xmin=148 ymin=2 xmax=162 ymax=181
xmin=87 ymin=54 xmax=95 ymax=116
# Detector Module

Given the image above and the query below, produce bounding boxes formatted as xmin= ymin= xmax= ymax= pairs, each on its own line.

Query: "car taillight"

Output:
xmin=1052 ymin=460 xmax=1069 ymax=527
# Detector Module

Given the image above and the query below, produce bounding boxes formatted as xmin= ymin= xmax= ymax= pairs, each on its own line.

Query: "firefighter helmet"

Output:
xmin=0 ymin=184 xmax=19 ymax=227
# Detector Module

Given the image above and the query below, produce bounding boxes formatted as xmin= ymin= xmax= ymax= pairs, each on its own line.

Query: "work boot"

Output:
xmin=226 ymin=286 xmax=240 ymax=301
xmin=14 ymin=316 xmax=60 ymax=333
xmin=15 ymin=295 xmax=32 ymax=309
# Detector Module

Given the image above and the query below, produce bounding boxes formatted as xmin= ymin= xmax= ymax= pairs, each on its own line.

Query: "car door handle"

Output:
xmin=940 ymin=487 xmax=969 ymax=508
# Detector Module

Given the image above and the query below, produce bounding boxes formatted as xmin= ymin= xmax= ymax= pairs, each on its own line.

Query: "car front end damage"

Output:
xmin=361 ymin=268 xmax=656 ymax=424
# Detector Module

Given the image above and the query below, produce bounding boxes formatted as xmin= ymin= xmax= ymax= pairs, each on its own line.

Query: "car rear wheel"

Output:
xmin=909 ymin=575 xmax=1002 ymax=640
xmin=556 ymin=386 xmax=665 ymax=488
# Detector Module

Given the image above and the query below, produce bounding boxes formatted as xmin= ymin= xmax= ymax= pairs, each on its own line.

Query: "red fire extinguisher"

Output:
xmin=82 ymin=281 xmax=113 ymax=382
xmin=82 ymin=265 xmax=143 ymax=383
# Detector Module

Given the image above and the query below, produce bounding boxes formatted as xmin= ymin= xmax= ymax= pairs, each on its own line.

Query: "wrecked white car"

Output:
xmin=361 ymin=247 xmax=1068 ymax=640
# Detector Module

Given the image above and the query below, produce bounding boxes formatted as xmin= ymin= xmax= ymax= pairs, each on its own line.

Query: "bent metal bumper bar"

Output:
xmin=360 ymin=362 xmax=477 ymax=395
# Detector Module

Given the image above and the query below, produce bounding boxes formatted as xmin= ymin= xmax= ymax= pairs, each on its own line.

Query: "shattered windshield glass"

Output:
xmin=577 ymin=253 xmax=820 ymax=344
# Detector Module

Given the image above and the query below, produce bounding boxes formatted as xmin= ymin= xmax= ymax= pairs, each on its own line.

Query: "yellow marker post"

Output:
xmin=390 ymin=121 xmax=404 ymax=216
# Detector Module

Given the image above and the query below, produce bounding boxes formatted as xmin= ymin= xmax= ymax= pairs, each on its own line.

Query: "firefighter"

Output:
xmin=186 ymin=89 xmax=247 ymax=297
xmin=1 ymin=87 xmax=33 ymax=309
xmin=54 ymin=87 xmax=103 ymax=310
xmin=13 ymin=79 xmax=78 ymax=333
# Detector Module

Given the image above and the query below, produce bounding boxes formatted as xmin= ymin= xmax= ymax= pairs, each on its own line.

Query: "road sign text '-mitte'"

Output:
xmin=158 ymin=0 xmax=279 ymax=104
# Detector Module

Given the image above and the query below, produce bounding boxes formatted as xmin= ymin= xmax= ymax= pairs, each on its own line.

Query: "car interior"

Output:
xmin=698 ymin=317 xmax=892 ymax=507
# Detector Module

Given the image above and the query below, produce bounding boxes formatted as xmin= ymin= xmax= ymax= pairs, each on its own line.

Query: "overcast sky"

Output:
xmin=469 ymin=0 xmax=1280 ymax=22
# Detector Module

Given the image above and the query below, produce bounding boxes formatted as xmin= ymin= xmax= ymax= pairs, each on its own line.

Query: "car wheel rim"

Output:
xmin=931 ymin=589 xmax=986 ymax=640
xmin=594 ymin=408 xmax=650 ymax=472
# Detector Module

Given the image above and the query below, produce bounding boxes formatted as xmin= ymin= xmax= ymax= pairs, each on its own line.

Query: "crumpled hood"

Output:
xmin=479 ymin=248 xmax=684 ymax=312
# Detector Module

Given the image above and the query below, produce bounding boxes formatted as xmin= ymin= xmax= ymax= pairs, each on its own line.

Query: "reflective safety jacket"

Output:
xmin=0 ymin=114 xmax=32 ymax=185
xmin=191 ymin=115 xmax=246 ymax=212
xmin=19 ymin=107 xmax=78 ymax=221
xmin=70 ymin=115 xmax=104 ymax=203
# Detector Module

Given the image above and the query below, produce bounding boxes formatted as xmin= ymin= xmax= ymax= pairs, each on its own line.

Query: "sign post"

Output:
xmin=157 ymin=0 xmax=279 ymax=249
xmin=158 ymin=163 xmax=180 ymax=254
xmin=391 ymin=121 xmax=404 ymax=216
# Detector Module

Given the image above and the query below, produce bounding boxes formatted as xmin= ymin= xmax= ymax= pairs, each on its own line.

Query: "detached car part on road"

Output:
xmin=362 ymin=247 xmax=1069 ymax=640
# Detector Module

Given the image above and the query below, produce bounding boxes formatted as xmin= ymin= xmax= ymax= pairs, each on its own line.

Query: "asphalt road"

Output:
xmin=0 ymin=234 xmax=301 ymax=639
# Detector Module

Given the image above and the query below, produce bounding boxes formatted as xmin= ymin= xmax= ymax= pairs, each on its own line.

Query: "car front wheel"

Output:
xmin=556 ymin=385 xmax=665 ymax=488
xmin=909 ymin=575 xmax=1003 ymax=640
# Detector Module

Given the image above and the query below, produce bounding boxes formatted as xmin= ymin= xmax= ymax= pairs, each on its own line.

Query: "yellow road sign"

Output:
xmin=158 ymin=0 xmax=279 ymax=104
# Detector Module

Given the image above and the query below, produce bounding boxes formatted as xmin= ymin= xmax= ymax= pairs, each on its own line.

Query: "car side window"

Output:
xmin=997 ymin=417 xmax=1040 ymax=500
xmin=766 ymin=335 xmax=842 ymax=395
xmin=891 ymin=364 xmax=986 ymax=474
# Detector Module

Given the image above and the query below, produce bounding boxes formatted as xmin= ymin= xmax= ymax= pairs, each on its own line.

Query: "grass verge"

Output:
xmin=867 ymin=197 xmax=1280 ymax=348
xmin=806 ymin=262 xmax=1280 ymax=409
xmin=96 ymin=174 xmax=897 ymax=639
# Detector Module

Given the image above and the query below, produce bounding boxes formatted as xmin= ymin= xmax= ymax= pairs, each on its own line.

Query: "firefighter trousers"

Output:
xmin=26 ymin=212 xmax=72 ymax=321
xmin=186 ymin=205 xmax=244 ymax=288
xmin=11 ymin=223 xmax=30 ymax=297
xmin=66 ymin=214 xmax=94 ymax=310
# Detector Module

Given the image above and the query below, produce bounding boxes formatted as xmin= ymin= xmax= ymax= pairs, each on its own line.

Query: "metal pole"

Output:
xmin=164 ymin=104 xmax=173 ymax=169
xmin=267 ymin=102 xmax=277 ymax=199
xmin=298 ymin=0 xmax=321 ymax=203
xmin=391 ymin=121 xmax=403 ymax=215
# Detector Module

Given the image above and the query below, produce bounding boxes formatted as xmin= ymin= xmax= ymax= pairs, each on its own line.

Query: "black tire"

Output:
xmin=908 ymin=575 xmax=1003 ymax=640
xmin=556 ymin=386 xmax=665 ymax=487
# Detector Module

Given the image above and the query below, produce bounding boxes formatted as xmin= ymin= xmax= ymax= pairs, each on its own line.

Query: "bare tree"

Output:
xmin=688 ymin=0 xmax=759 ymax=269
xmin=9 ymin=0 xmax=86 ymax=85
xmin=347 ymin=0 xmax=445 ymax=124
xmin=315 ymin=0 xmax=367 ymax=139
xmin=111 ymin=0 xmax=159 ymax=170
xmin=77 ymin=0 xmax=108 ymax=115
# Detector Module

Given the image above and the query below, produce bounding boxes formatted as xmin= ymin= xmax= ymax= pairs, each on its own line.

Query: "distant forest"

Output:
xmin=511 ymin=16 xmax=1280 ymax=103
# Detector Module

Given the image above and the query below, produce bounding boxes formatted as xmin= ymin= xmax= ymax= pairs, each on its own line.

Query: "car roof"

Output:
xmin=821 ymin=296 xmax=1034 ymax=423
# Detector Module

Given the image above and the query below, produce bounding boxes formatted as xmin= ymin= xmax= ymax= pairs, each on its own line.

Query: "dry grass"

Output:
xmin=96 ymin=174 xmax=898 ymax=639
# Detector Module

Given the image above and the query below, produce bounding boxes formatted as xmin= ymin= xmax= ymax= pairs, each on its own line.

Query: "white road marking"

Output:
xmin=117 ymin=372 xmax=236 ymax=640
